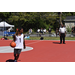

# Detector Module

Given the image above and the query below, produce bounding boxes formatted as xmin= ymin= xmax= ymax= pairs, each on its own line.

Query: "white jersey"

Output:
xmin=14 ymin=34 xmax=24 ymax=49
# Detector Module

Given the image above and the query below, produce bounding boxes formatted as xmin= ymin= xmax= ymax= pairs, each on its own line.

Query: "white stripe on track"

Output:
xmin=26 ymin=40 xmax=41 ymax=45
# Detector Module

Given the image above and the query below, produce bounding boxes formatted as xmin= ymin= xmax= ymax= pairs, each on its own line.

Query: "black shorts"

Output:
xmin=14 ymin=49 xmax=22 ymax=54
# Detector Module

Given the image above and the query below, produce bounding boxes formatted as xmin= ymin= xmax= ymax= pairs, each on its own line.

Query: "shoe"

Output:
xmin=59 ymin=43 xmax=62 ymax=44
xmin=14 ymin=60 xmax=17 ymax=62
xmin=63 ymin=43 xmax=66 ymax=44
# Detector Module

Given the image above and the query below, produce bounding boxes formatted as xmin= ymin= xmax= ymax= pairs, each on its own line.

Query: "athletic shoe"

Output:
xmin=63 ymin=43 xmax=66 ymax=44
xmin=59 ymin=43 xmax=62 ymax=44
xmin=14 ymin=60 xmax=17 ymax=62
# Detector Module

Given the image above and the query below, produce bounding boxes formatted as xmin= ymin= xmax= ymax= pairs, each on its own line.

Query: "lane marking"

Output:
xmin=26 ymin=40 xmax=41 ymax=45
xmin=0 ymin=46 xmax=33 ymax=53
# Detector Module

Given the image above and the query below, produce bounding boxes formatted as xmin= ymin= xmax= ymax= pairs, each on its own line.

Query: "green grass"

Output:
xmin=0 ymin=36 xmax=13 ymax=40
xmin=0 ymin=36 xmax=75 ymax=40
xmin=26 ymin=37 xmax=75 ymax=40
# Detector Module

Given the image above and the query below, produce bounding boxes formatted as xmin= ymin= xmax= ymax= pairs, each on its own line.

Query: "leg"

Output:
xmin=14 ymin=49 xmax=19 ymax=61
xmin=63 ymin=34 xmax=65 ymax=44
xmin=60 ymin=35 xmax=62 ymax=43
xmin=56 ymin=33 xmax=57 ymax=37
xmin=16 ymin=49 xmax=22 ymax=61
xmin=14 ymin=54 xmax=17 ymax=60
xmin=16 ymin=54 xmax=20 ymax=60
xmin=14 ymin=49 xmax=17 ymax=61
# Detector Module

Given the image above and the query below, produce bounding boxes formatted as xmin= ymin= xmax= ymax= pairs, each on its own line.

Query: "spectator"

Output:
xmin=43 ymin=28 xmax=46 ymax=33
xmin=71 ymin=26 xmax=74 ymax=34
xmin=56 ymin=28 xmax=59 ymax=37
xmin=40 ymin=28 xmax=43 ymax=34
xmin=48 ymin=27 xmax=51 ymax=34
xmin=73 ymin=26 xmax=75 ymax=33
xmin=29 ymin=28 xmax=32 ymax=34
xmin=37 ymin=29 xmax=40 ymax=33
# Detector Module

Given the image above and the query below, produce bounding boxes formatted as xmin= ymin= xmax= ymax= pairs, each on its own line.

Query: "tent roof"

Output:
xmin=0 ymin=21 xmax=14 ymax=27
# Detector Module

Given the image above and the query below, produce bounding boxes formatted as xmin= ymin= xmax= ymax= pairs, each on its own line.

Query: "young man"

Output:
xmin=13 ymin=28 xmax=26 ymax=62
xmin=59 ymin=24 xmax=66 ymax=44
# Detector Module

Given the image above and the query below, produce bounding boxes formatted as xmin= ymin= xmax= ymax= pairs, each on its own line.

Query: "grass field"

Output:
xmin=0 ymin=36 xmax=75 ymax=40
xmin=29 ymin=37 xmax=75 ymax=40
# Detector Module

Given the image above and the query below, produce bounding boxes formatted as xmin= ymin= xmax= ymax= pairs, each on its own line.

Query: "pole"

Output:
xmin=58 ymin=12 xmax=62 ymax=27
xmin=4 ymin=21 xmax=5 ymax=38
xmin=59 ymin=12 xmax=62 ymax=27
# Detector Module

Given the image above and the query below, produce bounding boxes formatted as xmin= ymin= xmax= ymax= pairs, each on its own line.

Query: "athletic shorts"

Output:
xmin=14 ymin=49 xmax=22 ymax=54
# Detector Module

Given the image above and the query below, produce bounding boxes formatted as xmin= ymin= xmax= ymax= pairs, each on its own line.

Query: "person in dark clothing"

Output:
xmin=56 ymin=28 xmax=59 ymax=37
xmin=48 ymin=27 xmax=51 ymax=34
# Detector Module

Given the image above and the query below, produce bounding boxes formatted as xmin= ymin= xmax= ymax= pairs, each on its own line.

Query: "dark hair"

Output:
xmin=16 ymin=27 xmax=23 ymax=35
xmin=18 ymin=27 xmax=23 ymax=32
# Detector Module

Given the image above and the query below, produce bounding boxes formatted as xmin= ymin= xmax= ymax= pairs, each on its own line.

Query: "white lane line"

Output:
xmin=26 ymin=40 xmax=41 ymax=45
xmin=0 ymin=46 xmax=33 ymax=53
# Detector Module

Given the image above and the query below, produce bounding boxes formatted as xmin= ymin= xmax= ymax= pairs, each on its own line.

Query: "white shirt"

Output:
xmin=37 ymin=29 xmax=40 ymax=32
xmin=59 ymin=27 xmax=66 ymax=33
xmin=14 ymin=34 xmax=24 ymax=49
xmin=43 ymin=29 xmax=46 ymax=32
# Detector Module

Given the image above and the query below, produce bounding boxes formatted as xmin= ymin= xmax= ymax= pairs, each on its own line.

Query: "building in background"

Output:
xmin=64 ymin=16 xmax=75 ymax=28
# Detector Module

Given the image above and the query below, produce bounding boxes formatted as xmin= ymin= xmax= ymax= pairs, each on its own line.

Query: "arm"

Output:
xmin=59 ymin=28 xmax=60 ymax=36
xmin=13 ymin=34 xmax=16 ymax=42
xmin=10 ymin=34 xmax=16 ymax=46
xmin=23 ymin=34 xmax=26 ymax=49
xmin=59 ymin=32 xmax=60 ymax=36
xmin=65 ymin=31 xmax=66 ymax=36
xmin=65 ymin=28 xmax=66 ymax=36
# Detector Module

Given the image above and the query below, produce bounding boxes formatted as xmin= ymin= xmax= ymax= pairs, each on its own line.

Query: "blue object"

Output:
xmin=25 ymin=36 xmax=30 ymax=39
xmin=4 ymin=31 xmax=15 ymax=36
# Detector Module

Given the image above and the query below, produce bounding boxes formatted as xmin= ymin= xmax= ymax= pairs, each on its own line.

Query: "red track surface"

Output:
xmin=0 ymin=40 xmax=75 ymax=62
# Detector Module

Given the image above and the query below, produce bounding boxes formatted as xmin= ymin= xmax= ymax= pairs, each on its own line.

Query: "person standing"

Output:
xmin=29 ymin=28 xmax=32 ymax=34
xmin=59 ymin=24 xmax=66 ymax=44
xmin=56 ymin=28 xmax=59 ymax=37
xmin=48 ymin=27 xmax=51 ymax=34
xmin=13 ymin=27 xmax=26 ymax=62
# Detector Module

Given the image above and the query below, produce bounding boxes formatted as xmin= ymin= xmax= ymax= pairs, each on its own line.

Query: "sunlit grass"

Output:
xmin=0 ymin=36 xmax=75 ymax=40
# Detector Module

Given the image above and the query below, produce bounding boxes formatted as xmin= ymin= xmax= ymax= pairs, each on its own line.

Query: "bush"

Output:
xmin=66 ymin=26 xmax=71 ymax=33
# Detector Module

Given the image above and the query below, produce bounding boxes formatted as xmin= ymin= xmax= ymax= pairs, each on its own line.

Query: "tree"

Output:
xmin=0 ymin=12 xmax=11 ymax=21
xmin=1 ymin=12 xmax=74 ymax=32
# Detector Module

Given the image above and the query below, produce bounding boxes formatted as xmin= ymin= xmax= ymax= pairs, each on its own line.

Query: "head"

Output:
xmin=56 ymin=28 xmax=58 ymax=29
xmin=16 ymin=28 xmax=23 ymax=35
xmin=61 ymin=24 xmax=64 ymax=27
xmin=18 ymin=28 xmax=23 ymax=33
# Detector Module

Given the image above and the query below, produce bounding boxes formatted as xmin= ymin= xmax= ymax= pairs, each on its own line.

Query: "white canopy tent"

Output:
xmin=0 ymin=21 xmax=14 ymax=27
xmin=0 ymin=22 xmax=15 ymax=36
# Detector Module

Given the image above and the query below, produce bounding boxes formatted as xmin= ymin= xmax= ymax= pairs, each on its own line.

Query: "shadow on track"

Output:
xmin=53 ymin=42 xmax=60 ymax=44
xmin=6 ymin=59 xmax=14 ymax=62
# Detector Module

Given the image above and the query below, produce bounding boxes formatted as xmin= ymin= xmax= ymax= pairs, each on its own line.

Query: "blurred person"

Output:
xmin=71 ymin=26 xmax=74 ymax=34
xmin=73 ymin=26 xmax=75 ymax=33
xmin=40 ymin=28 xmax=43 ymax=34
xmin=37 ymin=29 xmax=40 ymax=33
xmin=29 ymin=28 xmax=32 ymax=34
xmin=56 ymin=28 xmax=59 ymax=37
xmin=43 ymin=28 xmax=46 ymax=33
xmin=48 ymin=27 xmax=51 ymax=34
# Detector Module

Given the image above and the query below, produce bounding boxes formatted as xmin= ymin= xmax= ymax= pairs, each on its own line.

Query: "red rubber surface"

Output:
xmin=0 ymin=40 xmax=75 ymax=62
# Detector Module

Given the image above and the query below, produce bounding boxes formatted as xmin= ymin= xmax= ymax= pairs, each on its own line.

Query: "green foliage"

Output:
xmin=66 ymin=26 xmax=72 ymax=33
xmin=0 ymin=12 xmax=75 ymax=32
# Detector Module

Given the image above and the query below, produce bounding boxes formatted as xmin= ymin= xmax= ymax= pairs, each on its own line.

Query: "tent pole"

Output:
xmin=4 ymin=21 xmax=5 ymax=38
